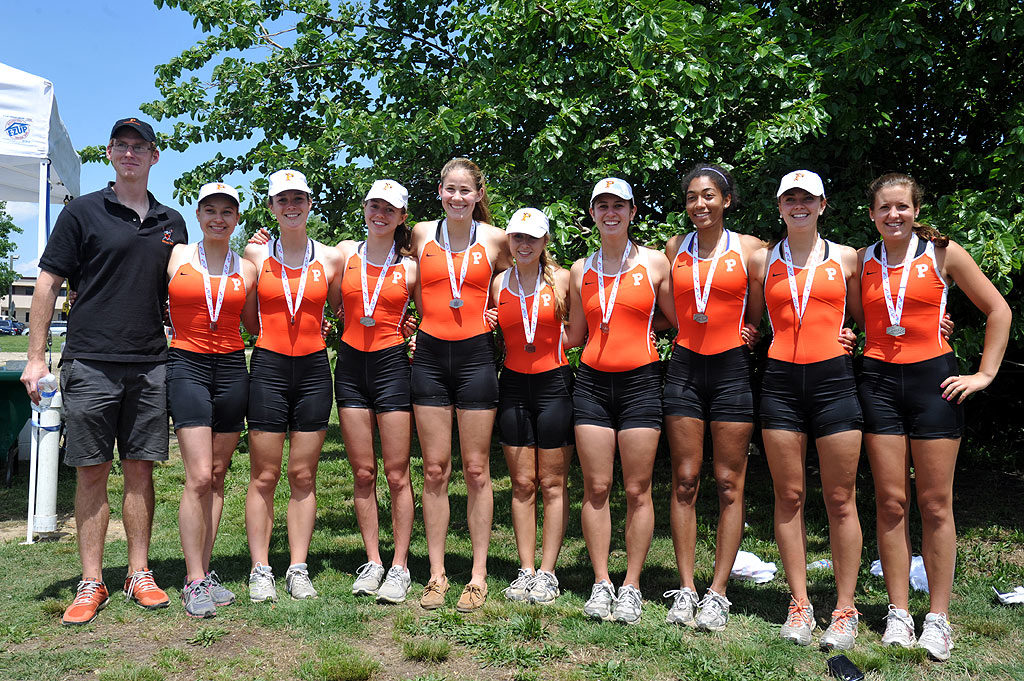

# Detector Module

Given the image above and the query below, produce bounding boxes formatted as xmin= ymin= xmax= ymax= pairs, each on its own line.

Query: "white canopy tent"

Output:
xmin=0 ymin=61 xmax=81 ymax=257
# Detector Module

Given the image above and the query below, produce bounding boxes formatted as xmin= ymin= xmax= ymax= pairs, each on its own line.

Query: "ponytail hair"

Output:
xmin=538 ymin=246 xmax=568 ymax=321
xmin=867 ymin=173 xmax=949 ymax=247
xmin=393 ymin=220 xmax=413 ymax=256
xmin=441 ymin=157 xmax=493 ymax=224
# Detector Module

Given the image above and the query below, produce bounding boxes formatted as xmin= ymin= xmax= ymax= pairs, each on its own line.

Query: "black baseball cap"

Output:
xmin=110 ymin=117 xmax=156 ymax=143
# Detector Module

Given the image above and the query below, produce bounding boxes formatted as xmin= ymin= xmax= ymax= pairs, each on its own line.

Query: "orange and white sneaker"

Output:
xmin=62 ymin=579 xmax=110 ymax=626
xmin=124 ymin=568 xmax=170 ymax=610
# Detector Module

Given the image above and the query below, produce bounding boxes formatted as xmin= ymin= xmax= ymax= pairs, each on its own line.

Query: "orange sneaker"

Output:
xmin=124 ymin=568 xmax=170 ymax=610
xmin=62 ymin=579 xmax=109 ymax=625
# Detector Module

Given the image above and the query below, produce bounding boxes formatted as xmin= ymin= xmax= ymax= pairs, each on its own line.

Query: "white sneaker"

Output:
xmin=779 ymin=597 xmax=815 ymax=646
xmin=526 ymin=570 xmax=560 ymax=604
xmin=881 ymin=605 xmax=916 ymax=648
xmin=285 ymin=563 xmax=318 ymax=600
xmin=917 ymin=612 xmax=953 ymax=661
xmin=695 ymin=589 xmax=732 ymax=632
xmin=351 ymin=561 xmax=386 ymax=596
xmin=376 ymin=565 xmax=412 ymax=604
xmin=248 ymin=563 xmax=277 ymax=603
xmin=611 ymin=584 xmax=643 ymax=624
xmin=819 ymin=607 xmax=859 ymax=651
xmin=503 ymin=568 xmax=535 ymax=602
xmin=583 ymin=580 xmax=616 ymax=621
xmin=664 ymin=587 xmax=699 ymax=627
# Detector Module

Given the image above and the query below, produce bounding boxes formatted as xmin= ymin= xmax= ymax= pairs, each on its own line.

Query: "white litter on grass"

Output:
xmin=869 ymin=555 xmax=930 ymax=593
xmin=993 ymin=586 xmax=1024 ymax=605
xmin=728 ymin=550 xmax=777 ymax=584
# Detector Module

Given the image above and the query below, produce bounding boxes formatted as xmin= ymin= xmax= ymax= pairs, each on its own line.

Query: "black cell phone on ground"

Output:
xmin=826 ymin=654 xmax=865 ymax=681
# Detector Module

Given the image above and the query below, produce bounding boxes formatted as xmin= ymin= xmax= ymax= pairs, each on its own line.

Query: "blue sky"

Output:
xmin=3 ymin=1 xmax=246 ymax=274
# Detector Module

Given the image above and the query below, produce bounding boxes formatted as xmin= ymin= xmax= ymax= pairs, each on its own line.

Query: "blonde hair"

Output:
xmin=440 ymin=157 xmax=493 ymax=224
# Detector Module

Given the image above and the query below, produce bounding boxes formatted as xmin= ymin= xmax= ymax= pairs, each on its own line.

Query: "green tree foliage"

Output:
xmin=146 ymin=0 xmax=1023 ymax=459
xmin=0 ymin=202 xmax=22 ymax=296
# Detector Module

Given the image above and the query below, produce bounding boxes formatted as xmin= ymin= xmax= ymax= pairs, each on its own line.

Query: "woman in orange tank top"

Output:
xmin=746 ymin=170 xmax=865 ymax=650
xmin=489 ymin=208 xmax=573 ymax=604
xmin=242 ymin=169 xmax=344 ymax=602
xmin=565 ymin=178 xmax=674 ymax=624
xmin=167 ymin=182 xmax=258 ymax=616
xmin=858 ymin=174 xmax=1010 ymax=660
xmin=334 ymin=180 xmax=418 ymax=602
xmin=409 ymin=158 xmax=512 ymax=612
xmin=661 ymin=164 xmax=766 ymax=631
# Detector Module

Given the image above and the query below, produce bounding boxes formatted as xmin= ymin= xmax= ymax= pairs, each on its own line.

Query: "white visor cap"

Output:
xmin=506 ymin=208 xmax=549 ymax=238
xmin=776 ymin=170 xmax=825 ymax=199
xmin=364 ymin=179 xmax=409 ymax=210
xmin=197 ymin=181 xmax=240 ymax=205
xmin=268 ymin=169 xmax=312 ymax=198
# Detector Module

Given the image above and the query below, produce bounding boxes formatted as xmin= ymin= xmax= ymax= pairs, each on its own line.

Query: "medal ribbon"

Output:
xmin=441 ymin=219 xmax=477 ymax=304
xmin=197 ymin=241 xmax=232 ymax=328
xmin=275 ymin=238 xmax=313 ymax=324
xmin=514 ymin=264 xmax=544 ymax=346
xmin=781 ymin=235 xmax=823 ymax=326
xmin=689 ymin=229 xmax=729 ymax=316
xmin=359 ymin=240 xmax=396 ymax=320
xmin=880 ymin=234 xmax=918 ymax=329
xmin=597 ymin=243 xmax=632 ymax=328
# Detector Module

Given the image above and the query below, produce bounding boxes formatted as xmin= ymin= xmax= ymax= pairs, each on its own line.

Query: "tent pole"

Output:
xmin=36 ymin=160 xmax=50 ymax=258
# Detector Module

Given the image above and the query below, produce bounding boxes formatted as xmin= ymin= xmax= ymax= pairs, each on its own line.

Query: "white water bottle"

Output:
xmin=35 ymin=373 xmax=58 ymax=411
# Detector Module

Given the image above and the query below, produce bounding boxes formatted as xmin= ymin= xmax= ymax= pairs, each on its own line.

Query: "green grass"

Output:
xmin=2 ymin=401 xmax=1024 ymax=680
xmin=0 ymin=334 xmax=30 ymax=354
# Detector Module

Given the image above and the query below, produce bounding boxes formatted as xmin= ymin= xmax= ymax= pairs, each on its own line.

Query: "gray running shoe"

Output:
xmin=285 ymin=563 xmax=318 ymax=600
xmin=376 ymin=566 xmax=412 ymax=604
xmin=881 ymin=605 xmax=916 ymax=648
xmin=206 ymin=570 xmax=235 ymax=607
xmin=503 ymin=568 xmax=535 ymax=602
xmin=611 ymin=584 xmax=643 ymax=624
xmin=181 ymin=578 xmax=216 ymax=618
xmin=527 ymin=570 xmax=560 ymax=604
xmin=664 ymin=587 xmax=699 ymax=626
xmin=779 ymin=597 xmax=815 ymax=646
xmin=819 ymin=607 xmax=859 ymax=651
xmin=248 ymin=563 xmax=277 ymax=603
xmin=917 ymin=612 xmax=953 ymax=662
xmin=351 ymin=561 xmax=386 ymax=596
xmin=695 ymin=589 xmax=732 ymax=632
xmin=583 ymin=580 xmax=616 ymax=621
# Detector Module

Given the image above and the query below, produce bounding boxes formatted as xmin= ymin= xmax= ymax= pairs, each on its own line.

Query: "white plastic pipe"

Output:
xmin=24 ymin=410 xmax=38 ymax=545
xmin=34 ymin=391 xmax=61 ymax=532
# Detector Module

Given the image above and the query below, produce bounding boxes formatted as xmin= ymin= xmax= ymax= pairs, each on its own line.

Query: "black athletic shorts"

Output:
xmin=167 ymin=347 xmax=248 ymax=432
xmin=573 ymin=361 xmax=663 ymax=431
xmin=858 ymin=353 xmax=964 ymax=439
xmin=59 ymin=358 xmax=168 ymax=467
xmin=248 ymin=347 xmax=332 ymax=432
xmin=334 ymin=339 xmax=411 ymax=413
xmin=760 ymin=355 xmax=862 ymax=437
xmin=498 ymin=365 xmax=575 ymax=448
xmin=663 ymin=344 xmax=754 ymax=423
xmin=411 ymin=331 xmax=498 ymax=410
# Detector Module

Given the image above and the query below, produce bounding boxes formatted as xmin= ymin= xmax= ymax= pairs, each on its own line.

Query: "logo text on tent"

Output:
xmin=4 ymin=118 xmax=30 ymax=140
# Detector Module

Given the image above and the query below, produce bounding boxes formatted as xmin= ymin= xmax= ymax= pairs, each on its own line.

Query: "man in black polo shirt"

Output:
xmin=21 ymin=118 xmax=186 ymax=625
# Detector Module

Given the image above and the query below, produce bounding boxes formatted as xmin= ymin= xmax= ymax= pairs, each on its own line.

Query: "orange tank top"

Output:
xmin=168 ymin=251 xmax=246 ymax=354
xmin=862 ymin=239 xmax=951 ymax=363
xmin=417 ymin=222 xmax=493 ymax=340
xmin=764 ymin=239 xmax=847 ymax=364
xmin=672 ymin=230 xmax=747 ymax=355
xmin=340 ymin=243 xmax=411 ymax=352
xmin=580 ymin=247 xmax=659 ymax=372
xmin=254 ymin=239 xmax=329 ymax=356
xmin=496 ymin=268 xmax=568 ymax=374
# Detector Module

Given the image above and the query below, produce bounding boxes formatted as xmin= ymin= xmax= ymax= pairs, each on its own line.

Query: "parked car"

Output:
xmin=0 ymin=319 xmax=17 ymax=335
xmin=48 ymin=321 xmax=68 ymax=336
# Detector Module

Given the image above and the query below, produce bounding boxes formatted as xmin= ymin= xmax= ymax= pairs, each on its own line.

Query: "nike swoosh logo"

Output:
xmin=179 ymin=272 xmax=188 ymax=276
xmin=865 ymin=270 xmax=877 ymax=275
xmin=423 ymin=253 xmax=435 ymax=257
xmin=771 ymin=271 xmax=786 ymax=277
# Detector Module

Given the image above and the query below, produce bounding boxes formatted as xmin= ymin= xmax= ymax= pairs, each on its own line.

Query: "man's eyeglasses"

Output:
xmin=110 ymin=141 xmax=153 ymax=155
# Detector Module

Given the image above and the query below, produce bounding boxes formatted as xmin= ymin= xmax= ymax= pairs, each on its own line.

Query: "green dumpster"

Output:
xmin=1 ymin=366 xmax=31 ymax=464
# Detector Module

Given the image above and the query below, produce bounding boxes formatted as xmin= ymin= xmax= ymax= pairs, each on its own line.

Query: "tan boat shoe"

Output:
xmin=456 ymin=582 xmax=488 ymax=613
xmin=420 ymin=574 xmax=449 ymax=610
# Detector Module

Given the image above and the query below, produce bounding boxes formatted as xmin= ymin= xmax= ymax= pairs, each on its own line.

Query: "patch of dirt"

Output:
xmin=0 ymin=511 xmax=126 ymax=544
